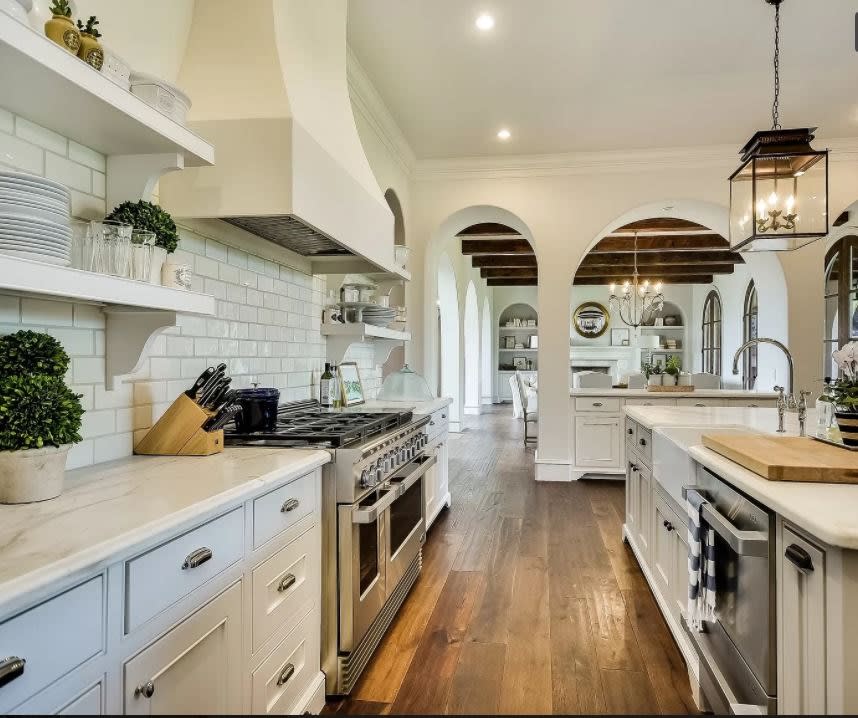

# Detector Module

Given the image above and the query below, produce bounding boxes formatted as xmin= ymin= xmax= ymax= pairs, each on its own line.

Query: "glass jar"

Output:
xmin=130 ymin=229 xmax=156 ymax=282
xmin=89 ymin=219 xmax=132 ymax=277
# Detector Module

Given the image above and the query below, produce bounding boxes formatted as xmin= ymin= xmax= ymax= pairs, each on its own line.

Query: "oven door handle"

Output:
xmin=683 ymin=486 xmax=769 ymax=558
xmin=391 ymin=454 xmax=437 ymax=495
xmin=352 ymin=487 xmax=398 ymax=524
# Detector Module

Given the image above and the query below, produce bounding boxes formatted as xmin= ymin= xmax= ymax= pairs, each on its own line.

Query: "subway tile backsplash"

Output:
xmin=0 ymin=107 xmax=383 ymax=469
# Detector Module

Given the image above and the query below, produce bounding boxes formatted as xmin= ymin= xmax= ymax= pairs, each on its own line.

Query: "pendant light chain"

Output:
xmin=771 ymin=0 xmax=781 ymax=130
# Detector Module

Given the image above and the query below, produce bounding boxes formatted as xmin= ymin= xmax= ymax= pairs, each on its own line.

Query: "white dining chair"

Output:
xmin=515 ymin=371 xmax=537 ymax=446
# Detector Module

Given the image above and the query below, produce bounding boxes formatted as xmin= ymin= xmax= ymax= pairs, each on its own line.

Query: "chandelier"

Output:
xmin=728 ymin=0 xmax=829 ymax=252
xmin=608 ymin=232 xmax=664 ymax=329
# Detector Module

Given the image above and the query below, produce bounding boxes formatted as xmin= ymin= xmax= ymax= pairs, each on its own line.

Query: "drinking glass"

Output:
xmin=130 ymin=230 xmax=156 ymax=282
xmin=70 ymin=220 xmax=95 ymax=271
xmin=90 ymin=220 xmax=132 ymax=277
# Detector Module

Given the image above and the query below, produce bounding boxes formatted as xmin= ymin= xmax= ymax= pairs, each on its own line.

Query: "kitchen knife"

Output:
xmin=207 ymin=404 xmax=241 ymax=431
xmin=205 ymin=380 xmax=233 ymax=411
xmin=200 ymin=376 xmax=231 ymax=409
xmin=209 ymin=389 xmax=237 ymax=417
xmin=185 ymin=367 xmax=215 ymax=401
xmin=199 ymin=363 xmax=228 ymax=397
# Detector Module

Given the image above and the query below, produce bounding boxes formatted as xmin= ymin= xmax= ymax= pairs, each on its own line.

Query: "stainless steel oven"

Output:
xmin=336 ymin=454 xmax=435 ymax=653
xmin=683 ymin=464 xmax=777 ymax=715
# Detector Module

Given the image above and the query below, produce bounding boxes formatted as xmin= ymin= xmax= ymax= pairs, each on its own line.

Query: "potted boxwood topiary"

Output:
xmin=76 ymin=15 xmax=103 ymax=70
xmin=44 ymin=0 xmax=80 ymax=54
xmin=105 ymin=200 xmax=179 ymax=285
xmin=0 ymin=331 xmax=84 ymax=504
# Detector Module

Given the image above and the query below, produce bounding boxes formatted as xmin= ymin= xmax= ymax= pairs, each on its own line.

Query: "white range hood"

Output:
xmin=159 ymin=0 xmax=403 ymax=278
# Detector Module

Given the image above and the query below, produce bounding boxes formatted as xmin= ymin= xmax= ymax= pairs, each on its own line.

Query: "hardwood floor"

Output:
xmin=325 ymin=407 xmax=697 ymax=715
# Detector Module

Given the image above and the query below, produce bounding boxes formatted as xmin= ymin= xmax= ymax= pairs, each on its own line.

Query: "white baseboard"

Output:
xmin=463 ymin=405 xmax=481 ymax=415
xmin=480 ymin=396 xmax=493 ymax=405
xmin=534 ymin=450 xmax=572 ymax=482
xmin=448 ymin=421 xmax=462 ymax=433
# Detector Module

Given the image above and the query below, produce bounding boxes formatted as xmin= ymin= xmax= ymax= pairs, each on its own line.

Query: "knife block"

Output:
xmin=134 ymin=393 xmax=224 ymax=456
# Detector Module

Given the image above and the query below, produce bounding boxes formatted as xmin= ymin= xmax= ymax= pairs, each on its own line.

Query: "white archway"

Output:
xmin=481 ymin=295 xmax=492 ymax=405
xmin=437 ymin=253 xmax=461 ymax=427
xmin=464 ymin=281 xmax=480 ymax=414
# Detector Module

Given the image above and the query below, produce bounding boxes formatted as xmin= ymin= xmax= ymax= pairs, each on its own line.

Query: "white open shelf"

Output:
xmin=321 ymin=322 xmax=410 ymax=364
xmin=641 ymin=326 xmax=685 ymax=331
xmin=0 ymin=15 xmax=214 ymax=166
xmin=499 ymin=326 xmax=538 ymax=331
xmin=0 ymin=255 xmax=216 ymax=388
xmin=499 ymin=347 xmax=537 ymax=352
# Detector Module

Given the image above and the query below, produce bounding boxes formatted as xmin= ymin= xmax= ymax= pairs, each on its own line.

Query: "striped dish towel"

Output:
xmin=687 ymin=489 xmax=716 ymax=630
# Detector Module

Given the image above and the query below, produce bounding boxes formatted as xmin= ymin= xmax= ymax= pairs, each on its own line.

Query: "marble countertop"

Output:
xmin=360 ymin=396 xmax=452 ymax=415
xmin=571 ymin=388 xmax=779 ymax=398
xmin=625 ymin=405 xmax=858 ymax=549
xmin=0 ymin=448 xmax=330 ymax=618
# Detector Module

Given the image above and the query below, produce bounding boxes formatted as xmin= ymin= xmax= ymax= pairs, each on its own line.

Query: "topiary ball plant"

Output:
xmin=0 ymin=374 xmax=83 ymax=451
xmin=0 ymin=330 xmax=70 ymax=379
xmin=106 ymin=200 xmax=179 ymax=253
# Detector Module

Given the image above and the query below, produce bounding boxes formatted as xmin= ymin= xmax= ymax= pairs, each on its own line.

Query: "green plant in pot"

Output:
xmin=647 ymin=360 xmax=663 ymax=387
xmin=44 ymin=0 xmax=80 ymax=54
xmin=664 ymin=355 xmax=682 ymax=386
xmin=76 ymin=15 xmax=104 ymax=70
xmin=825 ymin=342 xmax=858 ymax=446
xmin=0 ymin=331 xmax=84 ymax=504
xmin=106 ymin=200 xmax=178 ymax=285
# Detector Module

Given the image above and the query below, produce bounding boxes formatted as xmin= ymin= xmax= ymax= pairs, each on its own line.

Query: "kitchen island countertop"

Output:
xmin=0 ymin=447 xmax=330 ymax=617
xmin=571 ymin=388 xmax=779 ymax=399
xmin=625 ymin=404 xmax=858 ymax=550
xmin=360 ymin=396 xmax=452 ymax=415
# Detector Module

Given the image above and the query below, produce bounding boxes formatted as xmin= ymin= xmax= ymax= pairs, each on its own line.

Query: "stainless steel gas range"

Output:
xmin=225 ymin=400 xmax=434 ymax=695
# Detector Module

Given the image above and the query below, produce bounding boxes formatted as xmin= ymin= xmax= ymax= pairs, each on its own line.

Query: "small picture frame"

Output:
xmin=651 ymin=352 xmax=668 ymax=366
xmin=504 ymin=335 xmax=516 ymax=349
xmin=611 ymin=328 xmax=630 ymax=347
xmin=513 ymin=356 xmax=528 ymax=371
xmin=338 ymin=362 xmax=365 ymax=406
xmin=529 ymin=335 xmax=538 ymax=349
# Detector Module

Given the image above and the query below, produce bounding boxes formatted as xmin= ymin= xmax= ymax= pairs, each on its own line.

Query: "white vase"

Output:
xmin=648 ymin=375 xmax=662 ymax=387
xmin=0 ymin=444 xmax=70 ymax=504
xmin=678 ymin=373 xmax=693 ymax=386
xmin=149 ymin=246 xmax=167 ymax=285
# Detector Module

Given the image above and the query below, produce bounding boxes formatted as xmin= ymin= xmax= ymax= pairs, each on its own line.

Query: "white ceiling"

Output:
xmin=347 ymin=0 xmax=858 ymax=158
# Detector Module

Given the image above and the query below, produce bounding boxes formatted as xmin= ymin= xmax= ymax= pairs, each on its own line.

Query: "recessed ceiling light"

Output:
xmin=497 ymin=128 xmax=511 ymax=140
xmin=475 ymin=13 xmax=495 ymax=31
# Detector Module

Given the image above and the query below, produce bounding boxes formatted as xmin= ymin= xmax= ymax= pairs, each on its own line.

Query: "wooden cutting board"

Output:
xmin=702 ymin=433 xmax=858 ymax=483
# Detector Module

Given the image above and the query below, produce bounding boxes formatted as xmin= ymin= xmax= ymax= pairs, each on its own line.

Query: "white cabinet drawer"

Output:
xmin=0 ymin=577 xmax=104 ymax=713
xmin=57 ymin=682 xmax=103 ymax=715
xmin=728 ymin=398 xmax=778 ymax=408
xmin=625 ymin=397 xmax=676 ymax=407
xmin=574 ymin=397 xmax=621 ymax=413
xmin=253 ymin=471 xmax=317 ymax=550
xmin=426 ymin=407 xmax=449 ymax=440
xmin=636 ymin=426 xmax=653 ymax=466
xmin=624 ymin=417 xmax=637 ymax=446
xmin=125 ymin=508 xmax=244 ymax=633
xmin=251 ymin=607 xmax=319 ymax=715
xmin=676 ymin=398 xmax=727 ymax=408
xmin=251 ymin=526 xmax=317 ymax=655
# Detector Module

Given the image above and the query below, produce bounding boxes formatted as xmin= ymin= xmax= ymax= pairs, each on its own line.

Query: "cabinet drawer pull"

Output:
xmin=627 ymin=428 xmax=634 ymax=435
xmin=0 ymin=656 xmax=25 ymax=689
xmin=785 ymin=543 xmax=814 ymax=573
xmin=281 ymin=498 xmax=300 ymax=513
xmin=639 ymin=438 xmax=647 ymax=447
xmin=182 ymin=547 xmax=212 ymax=570
xmin=663 ymin=520 xmax=674 ymax=532
xmin=276 ymin=662 xmax=295 ymax=686
xmin=277 ymin=573 xmax=297 ymax=593
xmin=593 ymin=401 xmax=603 ymax=407
xmin=134 ymin=680 xmax=155 ymax=699
xmin=630 ymin=464 xmax=638 ymax=472
xmin=694 ymin=403 xmax=705 ymax=407
xmin=430 ymin=420 xmax=436 ymax=426
xmin=748 ymin=403 xmax=759 ymax=408
xmin=441 ymin=413 xmax=447 ymax=419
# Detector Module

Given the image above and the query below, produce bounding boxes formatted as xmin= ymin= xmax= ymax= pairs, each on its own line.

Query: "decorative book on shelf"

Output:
xmin=135 ymin=393 xmax=224 ymax=456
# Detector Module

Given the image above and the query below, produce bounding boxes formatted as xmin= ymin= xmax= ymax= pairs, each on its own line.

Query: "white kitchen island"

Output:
xmin=622 ymin=404 xmax=858 ymax=715
xmin=567 ymin=389 xmax=779 ymax=480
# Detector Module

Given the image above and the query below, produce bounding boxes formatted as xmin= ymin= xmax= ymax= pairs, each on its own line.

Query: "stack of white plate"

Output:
xmin=0 ymin=170 xmax=71 ymax=266
xmin=362 ymin=305 xmax=397 ymax=327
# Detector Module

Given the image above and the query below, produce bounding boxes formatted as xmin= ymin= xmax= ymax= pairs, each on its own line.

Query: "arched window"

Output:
xmin=824 ymin=237 xmax=858 ymax=378
xmin=701 ymin=290 xmax=722 ymax=376
xmin=742 ymin=281 xmax=758 ymax=390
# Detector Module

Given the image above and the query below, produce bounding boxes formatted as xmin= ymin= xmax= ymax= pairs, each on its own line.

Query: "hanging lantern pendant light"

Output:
xmin=728 ymin=0 xmax=829 ymax=252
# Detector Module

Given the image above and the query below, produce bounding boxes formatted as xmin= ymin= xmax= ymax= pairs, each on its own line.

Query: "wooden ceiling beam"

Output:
xmin=480 ymin=267 xmax=539 ymax=279
xmin=574 ymin=264 xmax=734 ymax=277
xmin=573 ymin=275 xmax=714 ymax=286
xmin=487 ymin=277 xmax=537 ymax=286
xmin=471 ymin=254 xmax=538 ymax=268
xmin=593 ymin=234 xmax=729 ymax=252
xmin=581 ymin=250 xmax=743 ymax=267
xmin=461 ymin=239 xmax=534 ymax=255
xmin=615 ymin=218 xmax=708 ymax=232
xmin=456 ymin=222 xmax=521 ymax=236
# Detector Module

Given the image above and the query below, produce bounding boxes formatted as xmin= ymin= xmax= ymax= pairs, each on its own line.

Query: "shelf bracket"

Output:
xmin=106 ymin=153 xmax=184 ymax=210
xmin=103 ymin=308 xmax=179 ymax=389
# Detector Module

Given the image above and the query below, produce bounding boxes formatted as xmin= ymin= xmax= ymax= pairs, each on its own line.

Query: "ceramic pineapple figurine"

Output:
xmin=44 ymin=0 xmax=80 ymax=54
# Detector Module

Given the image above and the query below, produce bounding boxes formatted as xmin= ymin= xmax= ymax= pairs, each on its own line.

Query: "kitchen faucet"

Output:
xmin=733 ymin=338 xmax=801 ymax=433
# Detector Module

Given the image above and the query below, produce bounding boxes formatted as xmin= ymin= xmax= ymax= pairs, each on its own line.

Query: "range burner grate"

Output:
xmin=224 ymin=400 xmax=414 ymax=448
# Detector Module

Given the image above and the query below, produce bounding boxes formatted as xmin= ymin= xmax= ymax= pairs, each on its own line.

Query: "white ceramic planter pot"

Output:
xmin=149 ymin=246 xmax=167 ymax=285
xmin=648 ymin=375 xmax=662 ymax=387
xmin=0 ymin=444 xmax=70 ymax=504
xmin=678 ymin=373 xmax=693 ymax=386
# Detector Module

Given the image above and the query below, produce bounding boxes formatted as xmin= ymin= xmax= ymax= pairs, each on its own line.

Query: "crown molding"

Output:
xmin=347 ymin=47 xmax=417 ymax=179
xmin=413 ymin=136 xmax=858 ymax=182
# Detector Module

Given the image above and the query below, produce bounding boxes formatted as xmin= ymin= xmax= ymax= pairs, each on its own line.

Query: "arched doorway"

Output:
xmin=481 ymin=295 xmax=492 ymax=406
xmin=437 ymin=253 xmax=461 ymax=425
xmin=382 ymin=188 xmax=406 ymax=379
xmin=463 ymin=282 xmax=480 ymax=414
